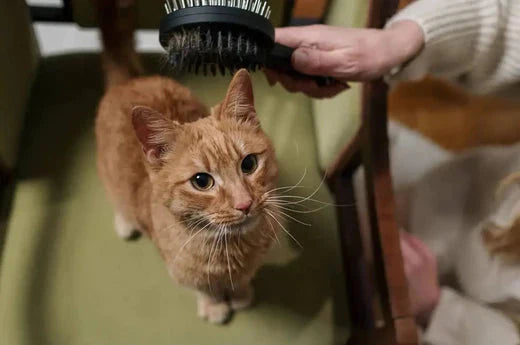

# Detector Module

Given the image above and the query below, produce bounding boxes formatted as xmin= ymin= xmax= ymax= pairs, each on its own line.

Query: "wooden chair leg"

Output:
xmin=331 ymin=156 xmax=376 ymax=332
xmin=362 ymin=79 xmax=419 ymax=345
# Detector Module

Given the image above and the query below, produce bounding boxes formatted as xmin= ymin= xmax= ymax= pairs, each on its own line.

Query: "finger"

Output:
xmin=291 ymin=47 xmax=349 ymax=77
xmin=278 ymin=74 xmax=349 ymax=99
xmin=400 ymin=236 xmax=421 ymax=269
xmin=407 ymin=235 xmax=437 ymax=264
xmin=265 ymin=67 xmax=349 ymax=98
xmin=275 ymin=26 xmax=320 ymax=49
xmin=303 ymin=83 xmax=349 ymax=99
xmin=264 ymin=69 xmax=279 ymax=86
xmin=275 ymin=73 xmax=316 ymax=93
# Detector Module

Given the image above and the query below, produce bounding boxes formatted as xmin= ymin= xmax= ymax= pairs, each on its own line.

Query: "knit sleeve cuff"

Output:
xmin=385 ymin=0 xmax=500 ymax=84
xmin=422 ymin=288 xmax=467 ymax=344
xmin=423 ymin=287 xmax=520 ymax=345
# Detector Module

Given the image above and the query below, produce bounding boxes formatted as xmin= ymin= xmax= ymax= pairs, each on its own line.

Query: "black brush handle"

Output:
xmin=265 ymin=43 xmax=338 ymax=87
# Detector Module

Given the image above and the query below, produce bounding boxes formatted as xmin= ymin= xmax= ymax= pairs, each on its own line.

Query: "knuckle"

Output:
xmin=337 ymin=50 xmax=364 ymax=77
xmin=301 ymin=51 xmax=328 ymax=75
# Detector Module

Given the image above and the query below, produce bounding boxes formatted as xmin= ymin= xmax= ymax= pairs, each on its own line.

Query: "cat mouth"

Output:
xmin=218 ymin=215 xmax=260 ymax=233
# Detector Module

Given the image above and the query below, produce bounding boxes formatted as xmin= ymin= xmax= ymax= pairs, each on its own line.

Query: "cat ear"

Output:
xmin=219 ymin=69 xmax=259 ymax=126
xmin=132 ymin=106 xmax=178 ymax=166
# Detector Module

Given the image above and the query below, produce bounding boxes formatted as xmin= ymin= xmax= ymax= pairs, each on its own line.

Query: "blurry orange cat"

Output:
xmin=95 ymin=0 xmax=279 ymax=324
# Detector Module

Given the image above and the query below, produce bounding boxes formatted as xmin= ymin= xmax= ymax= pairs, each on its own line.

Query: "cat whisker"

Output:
xmin=269 ymin=201 xmax=312 ymax=210
xmin=224 ymin=228 xmax=234 ymax=291
xmin=264 ymin=214 xmax=281 ymax=245
xmin=265 ymin=209 xmax=303 ymax=249
xmin=265 ymin=168 xmax=353 ymax=208
xmin=207 ymin=224 xmax=227 ymax=295
xmin=279 ymin=172 xmax=326 ymax=206
xmin=267 ymin=202 xmax=329 ymax=214
xmin=267 ymin=195 xmax=354 ymax=208
xmin=207 ymin=224 xmax=222 ymax=296
xmin=270 ymin=208 xmax=311 ymax=227
xmin=173 ymin=219 xmax=213 ymax=263
xmin=237 ymin=225 xmax=242 ymax=247
xmin=167 ymin=213 xmax=206 ymax=232
xmin=184 ymin=217 xmax=208 ymax=232
xmin=263 ymin=167 xmax=308 ymax=196
xmin=264 ymin=185 xmax=308 ymax=196
xmin=179 ymin=215 xmax=201 ymax=226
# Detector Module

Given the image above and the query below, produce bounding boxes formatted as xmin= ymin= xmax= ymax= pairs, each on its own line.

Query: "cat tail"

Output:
xmin=95 ymin=0 xmax=144 ymax=88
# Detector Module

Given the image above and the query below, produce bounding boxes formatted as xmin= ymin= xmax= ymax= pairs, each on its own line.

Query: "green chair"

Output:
xmin=0 ymin=0 xmax=417 ymax=344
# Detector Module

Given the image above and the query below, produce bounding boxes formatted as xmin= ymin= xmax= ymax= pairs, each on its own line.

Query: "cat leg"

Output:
xmin=230 ymin=284 xmax=254 ymax=311
xmin=196 ymin=292 xmax=231 ymax=324
xmin=114 ymin=212 xmax=141 ymax=240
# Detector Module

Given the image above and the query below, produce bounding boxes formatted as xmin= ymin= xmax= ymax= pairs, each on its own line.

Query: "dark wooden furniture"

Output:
xmin=315 ymin=0 xmax=420 ymax=343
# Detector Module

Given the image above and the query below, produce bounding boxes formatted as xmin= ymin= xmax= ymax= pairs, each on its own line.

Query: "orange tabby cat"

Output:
xmin=95 ymin=0 xmax=279 ymax=324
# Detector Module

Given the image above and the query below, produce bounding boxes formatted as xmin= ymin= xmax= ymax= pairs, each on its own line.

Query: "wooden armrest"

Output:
xmin=353 ymin=0 xmax=418 ymax=343
xmin=361 ymin=0 xmax=419 ymax=338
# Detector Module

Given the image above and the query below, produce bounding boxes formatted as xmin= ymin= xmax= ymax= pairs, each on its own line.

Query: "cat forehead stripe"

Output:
xmin=164 ymin=0 xmax=272 ymax=19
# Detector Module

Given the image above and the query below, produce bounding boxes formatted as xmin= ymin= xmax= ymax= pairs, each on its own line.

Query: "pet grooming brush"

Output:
xmin=159 ymin=0 xmax=336 ymax=85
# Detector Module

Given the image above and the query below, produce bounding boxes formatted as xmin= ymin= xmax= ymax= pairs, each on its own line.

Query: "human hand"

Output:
xmin=400 ymin=231 xmax=441 ymax=326
xmin=265 ymin=21 xmax=424 ymax=98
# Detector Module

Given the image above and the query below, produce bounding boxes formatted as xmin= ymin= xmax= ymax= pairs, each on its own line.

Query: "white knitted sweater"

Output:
xmin=387 ymin=0 xmax=520 ymax=98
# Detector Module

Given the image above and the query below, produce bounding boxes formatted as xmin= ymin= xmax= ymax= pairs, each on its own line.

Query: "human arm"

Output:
xmin=268 ymin=0 xmax=519 ymax=97
xmin=265 ymin=21 xmax=424 ymax=98
xmin=386 ymin=0 xmax=519 ymax=94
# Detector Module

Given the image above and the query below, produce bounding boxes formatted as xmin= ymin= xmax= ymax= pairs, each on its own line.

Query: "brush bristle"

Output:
xmin=166 ymin=27 xmax=267 ymax=75
xmin=164 ymin=0 xmax=272 ymax=19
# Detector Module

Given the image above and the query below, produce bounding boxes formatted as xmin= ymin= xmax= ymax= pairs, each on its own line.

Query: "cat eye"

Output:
xmin=190 ymin=173 xmax=214 ymax=191
xmin=241 ymin=154 xmax=258 ymax=175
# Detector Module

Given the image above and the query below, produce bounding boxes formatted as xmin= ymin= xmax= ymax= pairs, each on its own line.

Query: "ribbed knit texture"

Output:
xmin=423 ymin=288 xmax=520 ymax=345
xmin=387 ymin=0 xmax=520 ymax=96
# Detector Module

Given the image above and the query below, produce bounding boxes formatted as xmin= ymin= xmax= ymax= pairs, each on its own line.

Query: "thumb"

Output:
xmin=291 ymin=47 xmax=344 ymax=77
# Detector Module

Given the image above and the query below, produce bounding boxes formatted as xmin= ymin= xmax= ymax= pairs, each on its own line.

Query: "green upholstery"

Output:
xmin=0 ymin=1 xmax=39 ymax=169
xmin=0 ymin=53 xmax=349 ymax=344
xmin=313 ymin=1 xmax=369 ymax=170
xmin=73 ymin=0 xmax=288 ymax=28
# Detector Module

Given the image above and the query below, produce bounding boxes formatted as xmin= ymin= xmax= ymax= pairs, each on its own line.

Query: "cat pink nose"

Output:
xmin=235 ymin=200 xmax=253 ymax=214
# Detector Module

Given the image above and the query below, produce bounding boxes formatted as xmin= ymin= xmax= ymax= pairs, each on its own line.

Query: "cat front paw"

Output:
xmin=114 ymin=213 xmax=141 ymax=240
xmin=197 ymin=295 xmax=232 ymax=324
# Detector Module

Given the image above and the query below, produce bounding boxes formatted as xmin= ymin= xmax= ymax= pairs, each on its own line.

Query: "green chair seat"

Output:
xmin=0 ymin=54 xmax=349 ymax=345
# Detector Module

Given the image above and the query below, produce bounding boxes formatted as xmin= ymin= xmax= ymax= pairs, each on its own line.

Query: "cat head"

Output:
xmin=132 ymin=69 xmax=278 ymax=234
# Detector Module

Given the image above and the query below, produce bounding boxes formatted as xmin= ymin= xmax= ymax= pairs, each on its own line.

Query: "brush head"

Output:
xmin=160 ymin=1 xmax=274 ymax=75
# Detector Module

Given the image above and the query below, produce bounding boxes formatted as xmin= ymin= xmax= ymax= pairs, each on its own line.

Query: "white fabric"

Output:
xmin=409 ymin=143 xmax=520 ymax=344
xmin=386 ymin=0 xmax=520 ymax=98
xmin=355 ymin=122 xmax=520 ymax=344
xmin=354 ymin=121 xmax=452 ymax=273
xmin=423 ymin=288 xmax=519 ymax=345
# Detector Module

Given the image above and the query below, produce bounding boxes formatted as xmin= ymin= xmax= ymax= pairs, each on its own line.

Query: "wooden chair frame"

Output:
xmin=313 ymin=0 xmax=419 ymax=343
